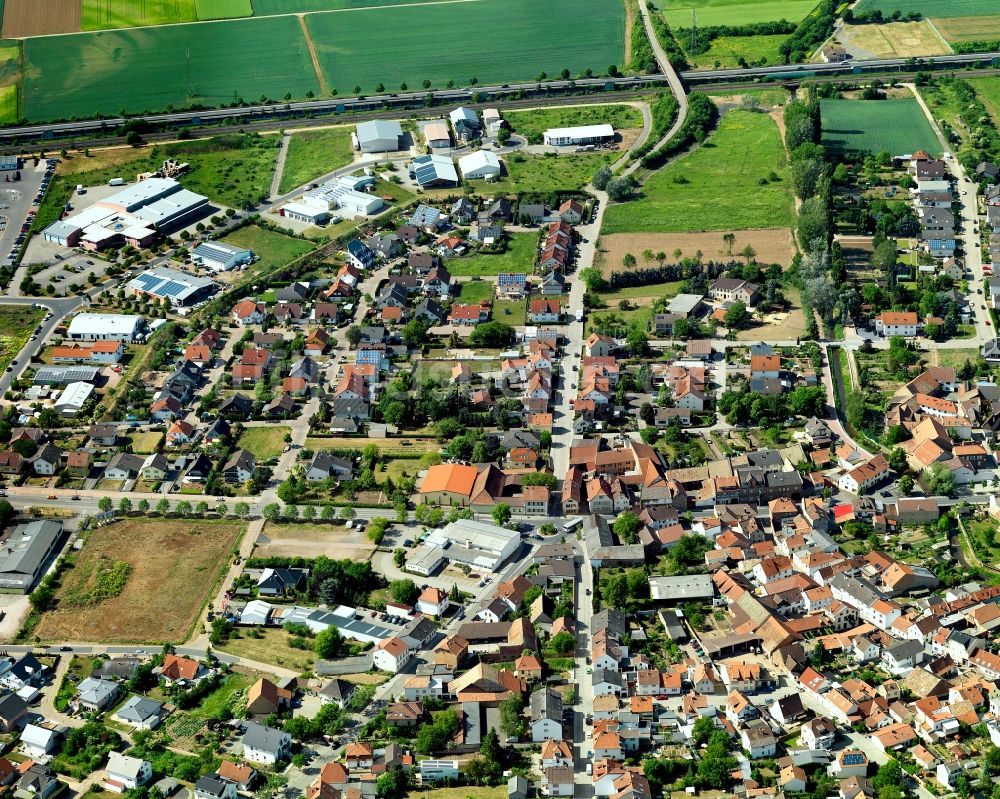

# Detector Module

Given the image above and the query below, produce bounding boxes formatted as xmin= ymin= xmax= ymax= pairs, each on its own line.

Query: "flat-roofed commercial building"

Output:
xmin=543 ymin=124 xmax=614 ymax=146
xmin=67 ymin=313 xmax=143 ymax=342
xmin=0 ymin=520 xmax=62 ymax=593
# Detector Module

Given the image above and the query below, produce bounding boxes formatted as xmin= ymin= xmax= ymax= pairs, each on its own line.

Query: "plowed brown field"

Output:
xmin=3 ymin=0 xmax=81 ymax=37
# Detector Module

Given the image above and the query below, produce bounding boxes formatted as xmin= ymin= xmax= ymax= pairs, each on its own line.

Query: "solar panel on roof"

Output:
xmin=159 ymin=280 xmax=186 ymax=297
xmin=842 ymin=753 xmax=864 ymax=765
xmin=134 ymin=274 xmax=159 ymax=290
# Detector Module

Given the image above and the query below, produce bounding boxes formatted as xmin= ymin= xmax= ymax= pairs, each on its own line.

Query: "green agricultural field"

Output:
xmin=446 ymin=233 xmax=537 ymax=277
xmin=82 ymin=0 xmax=198 ymax=30
xmin=854 ymin=0 xmax=997 ymax=17
xmin=22 ymin=16 xmax=319 ymax=122
xmin=506 ymin=104 xmax=643 ymax=145
xmin=601 ymin=109 xmax=794 ymax=234
xmin=659 ymin=0 xmax=818 ymax=28
xmin=197 ymin=0 xmax=252 ymax=19
xmin=221 ymin=224 xmax=314 ymax=271
xmin=0 ymin=85 xmax=16 ymax=124
xmin=820 ymin=98 xmax=941 ymax=156
xmin=690 ymin=33 xmax=789 ymax=68
xmin=306 ymin=0 xmax=625 ymax=96
xmin=278 ymin=127 xmax=354 ymax=194
xmin=497 ymin=151 xmax=616 ymax=194
xmin=251 ymin=0 xmax=442 ymax=13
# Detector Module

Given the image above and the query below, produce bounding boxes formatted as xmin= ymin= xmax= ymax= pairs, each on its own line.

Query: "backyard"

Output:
xmin=602 ymin=109 xmax=794 ymax=233
xmin=445 ymin=233 xmax=538 ymax=276
xmin=35 ymin=519 xmax=245 ymax=643
xmin=237 ymin=426 xmax=291 ymax=460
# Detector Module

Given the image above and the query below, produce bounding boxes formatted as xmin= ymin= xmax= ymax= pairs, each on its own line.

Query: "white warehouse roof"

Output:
xmin=67 ymin=313 xmax=143 ymax=339
xmin=458 ymin=150 xmax=501 ymax=178
xmin=56 ymin=381 xmax=95 ymax=411
xmin=544 ymin=123 xmax=614 ymax=140
xmin=356 ymin=120 xmax=403 ymax=143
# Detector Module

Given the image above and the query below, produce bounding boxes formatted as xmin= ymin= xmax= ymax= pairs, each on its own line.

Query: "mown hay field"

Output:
xmin=602 ymin=109 xmax=794 ymax=234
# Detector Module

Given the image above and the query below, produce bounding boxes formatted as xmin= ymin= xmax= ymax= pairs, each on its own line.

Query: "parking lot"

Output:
xmin=0 ymin=159 xmax=51 ymax=270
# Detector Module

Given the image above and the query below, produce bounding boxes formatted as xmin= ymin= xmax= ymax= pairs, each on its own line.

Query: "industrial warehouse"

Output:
xmin=41 ymin=178 xmax=209 ymax=251
xmin=281 ymin=174 xmax=385 ymax=224
xmin=405 ymin=518 xmax=521 ymax=574
xmin=126 ymin=266 xmax=216 ymax=307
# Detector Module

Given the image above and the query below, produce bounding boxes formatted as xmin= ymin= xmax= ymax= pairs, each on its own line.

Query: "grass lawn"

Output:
xmin=966 ymin=517 xmax=1000 ymax=566
xmin=36 ymin=519 xmax=244 ymax=643
xmin=446 ymin=233 xmax=537 ymax=276
xmin=128 ymin=431 xmax=164 ymax=454
xmin=493 ymin=299 xmax=526 ymax=326
xmin=659 ymin=0 xmax=816 ymax=27
xmin=457 ymin=280 xmax=494 ymax=303
xmin=506 ymin=104 xmax=642 ymax=144
xmin=189 ymin=671 xmax=254 ymax=719
xmin=278 ymin=127 xmax=355 ymax=194
xmin=219 ymin=627 xmax=316 ymax=672
xmin=821 ymin=98 xmax=941 ymax=157
xmin=375 ymin=457 xmax=422 ymax=484
xmin=497 ymin=151 xmax=616 ymax=193
xmin=221 ymin=225 xmax=315 ymax=271
xmin=689 ymin=34 xmax=788 ymax=69
xmin=933 ymin=347 xmax=981 ymax=369
xmin=0 ymin=304 xmax=43 ymax=373
xmin=237 ymin=426 xmax=291 ymax=460
xmin=602 ymin=110 xmax=794 ymax=234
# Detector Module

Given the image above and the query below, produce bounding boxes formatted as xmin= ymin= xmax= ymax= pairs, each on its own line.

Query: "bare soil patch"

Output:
xmin=36 ymin=519 xmax=244 ymax=643
xmin=254 ymin=523 xmax=376 ymax=561
xmin=3 ymin=0 xmax=81 ymax=37
xmin=596 ymin=229 xmax=796 ymax=276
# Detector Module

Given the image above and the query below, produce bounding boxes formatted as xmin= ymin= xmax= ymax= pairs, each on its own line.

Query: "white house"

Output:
xmin=416 ymin=587 xmax=450 ymax=618
xmin=740 ymin=721 xmax=777 ymax=758
xmin=420 ymin=760 xmax=459 ymax=783
xmin=113 ymin=696 xmax=163 ymax=730
xmin=372 ymin=636 xmax=412 ymax=673
xmin=838 ymin=454 xmax=890 ymax=495
xmin=21 ymin=724 xmax=59 ymax=758
xmin=105 ymin=753 xmax=152 ymax=793
xmin=241 ymin=723 xmax=291 ymax=765
xmin=875 ymin=311 xmax=919 ymax=337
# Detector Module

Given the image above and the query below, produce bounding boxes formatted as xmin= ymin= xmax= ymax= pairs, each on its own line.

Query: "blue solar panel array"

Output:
xmin=158 ymin=280 xmax=186 ymax=297
xmin=842 ymin=753 xmax=865 ymax=765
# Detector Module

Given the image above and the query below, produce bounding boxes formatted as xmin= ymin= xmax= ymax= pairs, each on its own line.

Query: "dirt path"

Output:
xmin=624 ymin=0 xmax=634 ymax=70
xmin=298 ymin=14 xmax=329 ymax=98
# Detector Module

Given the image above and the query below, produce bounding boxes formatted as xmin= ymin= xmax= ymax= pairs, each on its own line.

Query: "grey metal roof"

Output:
xmin=0 ymin=521 xmax=61 ymax=591
xmin=242 ymin=722 xmax=289 ymax=754
xmin=115 ymin=695 xmax=162 ymax=724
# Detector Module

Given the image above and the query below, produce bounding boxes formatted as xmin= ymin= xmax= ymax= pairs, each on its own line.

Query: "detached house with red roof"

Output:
xmin=232 ymin=300 xmax=266 ymax=326
xmin=528 ymin=299 xmax=561 ymax=323
xmin=875 ymin=311 xmax=919 ymax=337
xmin=449 ymin=303 xmax=489 ymax=326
